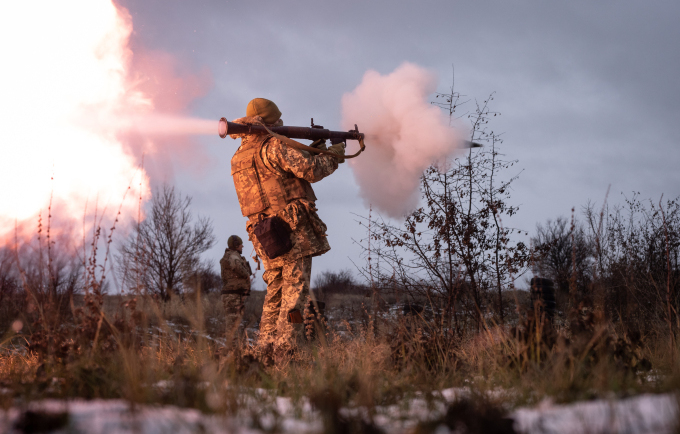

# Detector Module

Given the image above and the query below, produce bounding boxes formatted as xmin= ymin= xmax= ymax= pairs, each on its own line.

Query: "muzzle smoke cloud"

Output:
xmin=341 ymin=63 xmax=462 ymax=219
xmin=0 ymin=1 xmax=212 ymax=244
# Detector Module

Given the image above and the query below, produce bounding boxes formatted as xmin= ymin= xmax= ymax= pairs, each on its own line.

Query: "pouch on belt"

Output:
xmin=253 ymin=214 xmax=293 ymax=259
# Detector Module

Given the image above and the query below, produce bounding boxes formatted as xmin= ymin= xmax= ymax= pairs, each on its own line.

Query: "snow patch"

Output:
xmin=1 ymin=392 xmax=677 ymax=433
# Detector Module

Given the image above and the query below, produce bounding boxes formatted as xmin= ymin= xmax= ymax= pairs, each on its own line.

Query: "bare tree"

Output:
xmin=355 ymin=92 xmax=529 ymax=333
xmin=117 ymin=185 xmax=215 ymax=300
xmin=532 ymin=216 xmax=592 ymax=303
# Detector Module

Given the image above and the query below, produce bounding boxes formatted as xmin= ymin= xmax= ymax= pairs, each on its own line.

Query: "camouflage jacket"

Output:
xmin=230 ymin=116 xmax=338 ymax=269
xmin=220 ymin=248 xmax=252 ymax=294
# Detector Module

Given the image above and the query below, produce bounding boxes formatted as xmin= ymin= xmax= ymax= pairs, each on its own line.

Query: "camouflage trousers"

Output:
xmin=259 ymin=255 xmax=312 ymax=352
xmin=222 ymin=293 xmax=248 ymax=339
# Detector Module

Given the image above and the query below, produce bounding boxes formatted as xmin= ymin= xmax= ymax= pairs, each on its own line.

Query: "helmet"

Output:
xmin=246 ymin=98 xmax=282 ymax=124
xmin=227 ymin=235 xmax=243 ymax=249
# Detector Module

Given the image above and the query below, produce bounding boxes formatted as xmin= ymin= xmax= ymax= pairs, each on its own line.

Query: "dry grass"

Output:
xmin=1 ymin=284 xmax=679 ymax=431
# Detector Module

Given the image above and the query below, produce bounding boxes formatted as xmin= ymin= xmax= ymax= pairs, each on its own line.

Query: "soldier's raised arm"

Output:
xmin=261 ymin=138 xmax=344 ymax=183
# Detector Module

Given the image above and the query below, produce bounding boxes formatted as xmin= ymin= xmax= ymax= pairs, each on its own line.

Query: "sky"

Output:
xmin=4 ymin=0 xmax=680 ymax=290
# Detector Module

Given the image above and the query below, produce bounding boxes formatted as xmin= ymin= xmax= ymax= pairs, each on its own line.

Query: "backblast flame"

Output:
xmin=0 ymin=1 xmax=212 ymax=244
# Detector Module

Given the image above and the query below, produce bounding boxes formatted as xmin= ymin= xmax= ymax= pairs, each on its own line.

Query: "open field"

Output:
xmin=1 ymin=283 xmax=679 ymax=433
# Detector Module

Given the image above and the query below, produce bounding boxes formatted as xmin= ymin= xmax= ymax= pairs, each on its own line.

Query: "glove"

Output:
xmin=328 ymin=142 xmax=346 ymax=164
xmin=309 ymin=139 xmax=327 ymax=151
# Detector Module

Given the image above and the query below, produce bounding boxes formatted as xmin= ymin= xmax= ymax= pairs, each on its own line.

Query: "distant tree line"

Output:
xmin=312 ymin=269 xmax=367 ymax=299
xmin=532 ymin=194 xmax=680 ymax=334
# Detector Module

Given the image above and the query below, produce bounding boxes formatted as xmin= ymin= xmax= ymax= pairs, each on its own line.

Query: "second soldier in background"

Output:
xmin=220 ymin=235 xmax=252 ymax=339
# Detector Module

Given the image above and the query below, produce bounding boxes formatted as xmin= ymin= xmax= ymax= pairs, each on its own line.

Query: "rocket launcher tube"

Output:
xmin=218 ymin=118 xmax=364 ymax=143
xmin=218 ymin=117 xmax=367 ymax=159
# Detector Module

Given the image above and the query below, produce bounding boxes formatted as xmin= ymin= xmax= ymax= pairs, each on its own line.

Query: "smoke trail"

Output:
xmin=111 ymin=47 xmax=214 ymax=177
xmin=0 ymin=1 xmax=212 ymax=243
xmin=341 ymin=62 xmax=462 ymax=219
